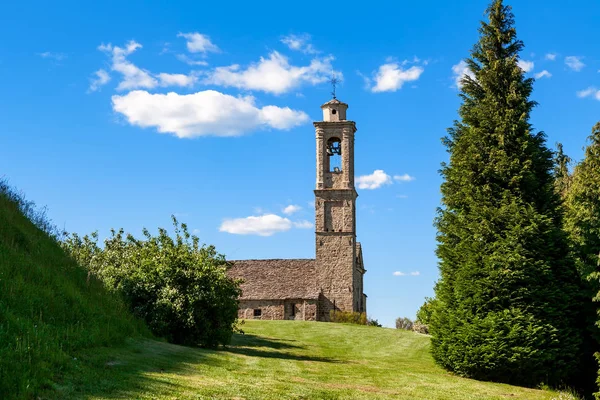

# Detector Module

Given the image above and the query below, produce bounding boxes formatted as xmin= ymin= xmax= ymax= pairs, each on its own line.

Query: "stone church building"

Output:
xmin=227 ymin=98 xmax=367 ymax=321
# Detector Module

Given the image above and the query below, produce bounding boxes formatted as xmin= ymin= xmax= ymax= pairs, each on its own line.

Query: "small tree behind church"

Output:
xmin=430 ymin=0 xmax=584 ymax=387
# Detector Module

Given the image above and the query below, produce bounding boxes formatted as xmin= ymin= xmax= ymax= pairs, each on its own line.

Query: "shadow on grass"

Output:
xmin=47 ymin=338 xmax=228 ymax=399
xmin=49 ymin=333 xmax=341 ymax=399
xmin=230 ymin=333 xmax=304 ymax=349
xmin=221 ymin=345 xmax=341 ymax=363
xmin=224 ymin=333 xmax=341 ymax=363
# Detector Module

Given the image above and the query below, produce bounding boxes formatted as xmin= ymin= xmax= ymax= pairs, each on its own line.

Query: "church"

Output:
xmin=227 ymin=98 xmax=366 ymax=321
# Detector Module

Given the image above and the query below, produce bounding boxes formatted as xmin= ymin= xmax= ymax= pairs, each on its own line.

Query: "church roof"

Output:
xmin=321 ymin=98 xmax=348 ymax=107
xmin=227 ymin=259 xmax=319 ymax=300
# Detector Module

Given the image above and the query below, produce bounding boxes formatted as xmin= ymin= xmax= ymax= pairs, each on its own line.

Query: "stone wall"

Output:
xmin=238 ymin=299 xmax=318 ymax=321
xmin=316 ymin=233 xmax=356 ymax=320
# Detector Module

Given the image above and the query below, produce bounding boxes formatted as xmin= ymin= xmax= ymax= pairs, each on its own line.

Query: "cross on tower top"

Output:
xmin=330 ymin=74 xmax=339 ymax=99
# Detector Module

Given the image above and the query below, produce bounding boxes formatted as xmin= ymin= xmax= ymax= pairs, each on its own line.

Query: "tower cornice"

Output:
xmin=313 ymin=121 xmax=356 ymax=132
xmin=314 ymin=189 xmax=358 ymax=199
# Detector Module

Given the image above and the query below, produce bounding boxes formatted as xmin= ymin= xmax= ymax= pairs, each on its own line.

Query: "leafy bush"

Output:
xmin=329 ymin=310 xmax=367 ymax=325
xmin=395 ymin=317 xmax=414 ymax=331
xmin=416 ymin=297 xmax=436 ymax=325
xmin=367 ymin=318 xmax=382 ymax=327
xmin=62 ymin=216 xmax=241 ymax=347
xmin=412 ymin=322 xmax=429 ymax=335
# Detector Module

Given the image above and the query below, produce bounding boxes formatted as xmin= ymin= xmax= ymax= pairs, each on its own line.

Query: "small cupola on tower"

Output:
xmin=321 ymin=99 xmax=348 ymax=122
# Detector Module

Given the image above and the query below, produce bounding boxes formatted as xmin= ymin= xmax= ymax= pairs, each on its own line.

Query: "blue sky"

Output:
xmin=1 ymin=0 xmax=599 ymax=328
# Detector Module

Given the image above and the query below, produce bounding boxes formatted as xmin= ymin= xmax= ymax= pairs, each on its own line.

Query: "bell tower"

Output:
xmin=314 ymin=98 xmax=365 ymax=320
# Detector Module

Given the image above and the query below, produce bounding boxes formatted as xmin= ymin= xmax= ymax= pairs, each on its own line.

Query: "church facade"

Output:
xmin=227 ymin=98 xmax=366 ymax=321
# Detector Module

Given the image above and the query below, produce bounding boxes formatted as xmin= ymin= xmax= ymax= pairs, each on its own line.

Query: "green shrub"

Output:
xmin=416 ymin=297 xmax=436 ymax=325
xmin=412 ymin=322 xmax=429 ymax=335
xmin=329 ymin=310 xmax=367 ymax=325
xmin=368 ymin=318 xmax=382 ymax=327
xmin=62 ymin=217 xmax=241 ymax=347
xmin=395 ymin=317 xmax=414 ymax=331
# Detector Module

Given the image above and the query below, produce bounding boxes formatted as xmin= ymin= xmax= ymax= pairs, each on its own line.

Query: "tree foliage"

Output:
xmin=563 ymin=122 xmax=600 ymax=398
xmin=62 ymin=216 xmax=241 ymax=347
xmin=564 ymin=123 xmax=600 ymax=280
xmin=395 ymin=317 xmax=414 ymax=331
xmin=416 ymin=297 xmax=436 ymax=325
xmin=430 ymin=0 xmax=584 ymax=387
xmin=554 ymin=142 xmax=573 ymax=199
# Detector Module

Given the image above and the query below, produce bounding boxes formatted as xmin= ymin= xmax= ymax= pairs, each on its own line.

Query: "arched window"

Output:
xmin=326 ymin=137 xmax=342 ymax=172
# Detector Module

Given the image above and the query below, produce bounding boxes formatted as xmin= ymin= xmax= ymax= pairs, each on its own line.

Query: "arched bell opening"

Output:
xmin=326 ymin=137 xmax=342 ymax=172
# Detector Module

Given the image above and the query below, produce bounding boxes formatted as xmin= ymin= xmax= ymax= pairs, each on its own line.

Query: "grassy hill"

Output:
xmin=0 ymin=184 xmax=573 ymax=399
xmin=0 ymin=185 xmax=148 ymax=398
xmin=54 ymin=320 xmax=568 ymax=400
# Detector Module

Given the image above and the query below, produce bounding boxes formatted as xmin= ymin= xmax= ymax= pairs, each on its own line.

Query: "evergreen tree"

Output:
xmin=563 ymin=122 xmax=600 ymax=398
xmin=565 ymin=123 xmax=600 ymax=279
xmin=430 ymin=0 xmax=584 ymax=387
xmin=554 ymin=142 xmax=573 ymax=198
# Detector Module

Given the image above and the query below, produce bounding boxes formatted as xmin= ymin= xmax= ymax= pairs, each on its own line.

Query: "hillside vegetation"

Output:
xmin=53 ymin=320 xmax=567 ymax=399
xmin=0 ymin=185 xmax=148 ymax=398
xmin=0 ymin=182 xmax=574 ymax=399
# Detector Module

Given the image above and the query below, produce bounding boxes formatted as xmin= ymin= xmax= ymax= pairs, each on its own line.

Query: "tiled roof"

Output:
xmin=227 ymin=259 xmax=319 ymax=300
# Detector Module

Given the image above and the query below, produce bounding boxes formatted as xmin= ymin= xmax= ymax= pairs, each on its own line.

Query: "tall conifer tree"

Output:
xmin=563 ymin=122 xmax=600 ymax=397
xmin=553 ymin=142 xmax=573 ymax=198
xmin=431 ymin=0 xmax=583 ymax=386
xmin=565 ymin=123 xmax=600 ymax=279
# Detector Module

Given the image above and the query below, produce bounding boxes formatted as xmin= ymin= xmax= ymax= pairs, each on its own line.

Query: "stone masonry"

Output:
xmin=227 ymin=98 xmax=367 ymax=321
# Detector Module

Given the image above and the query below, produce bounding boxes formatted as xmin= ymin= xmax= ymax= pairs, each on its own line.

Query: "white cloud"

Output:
xmin=393 ymin=174 xmax=415 ymax=182
xmin=545 ymin=53 xmax=557 ymax=61
xmin=577 ymin=87 xmax=600 ymax=101
xmin=370 ymin=63 xmax=424 ymax=93
xmin=393 ymin=271 xmax=420 ymax=277
xmin=98 ymin=40 xmax=198 ymax=91
xmin=111 ymin=90 xmax=309 ymax=138
xmin=281 ymin=33 xmax=318 ymax=54
xmin=176 ymin=54 xmax=209 ymax=66
xmin=357 ymin=170 xmax=392 ymax=190
xmin=356 ymin=170 xmax=415 ymax=189
xmin=534 ymin=70 xmax=552 ymax=79
xmin=565 ymin=56 xmax=585 ymax=72
xmin=219 ymin=214 xmax=292 ymax=236
xmin=517 ymin=59 xmax=534 ymax=72
xmin=293 ymin=220 xmax=313 ymax=229
xmin=99 ymin=41 xmax=158 ymax=91
xmin=451 ymin=60 xmax=475 ymax=89
xmin=283 ymin=204 xmax=301 ymax=215
xmin=89 ymin=69 xmax=111 ymax=92
xmin=204 ymin=51 xmax=339 ymax=95
xmin=177 ymin=32 xmax=219 ymax=54
xmin=157 ymin=72 xmax=197 ymax=87
xmin=38 ymin=51 xmax=66 ymax=61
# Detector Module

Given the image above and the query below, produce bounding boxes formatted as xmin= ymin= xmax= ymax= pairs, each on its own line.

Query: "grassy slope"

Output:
xmin=0 ymin=191 xmax=148 ymax=399
xmin=56 ymin=320 xmax=563 ymax=400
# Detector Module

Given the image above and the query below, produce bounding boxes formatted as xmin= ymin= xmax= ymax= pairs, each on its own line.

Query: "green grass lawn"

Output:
xmin=49 ymin=320 xmax=569 ymax=400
